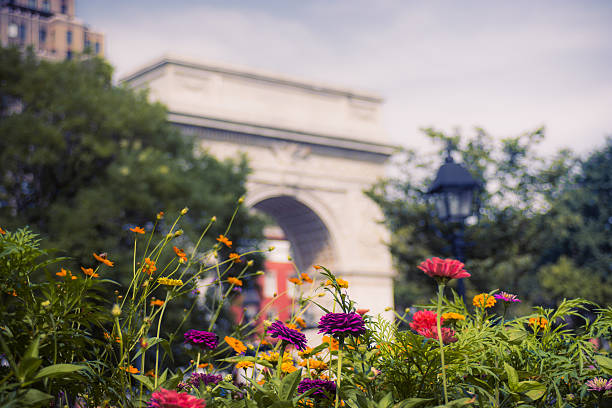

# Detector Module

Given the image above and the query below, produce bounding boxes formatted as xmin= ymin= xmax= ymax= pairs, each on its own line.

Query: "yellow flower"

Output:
xmin=228 ymin=277 xmax=243 ymax=287
xmin=130 ymin=226 xmax=145 ymax=234
xmin=299 ymin=359 xmax=327 ymax=370
xmin=225 ymin=336 xmax=247 ymax=354
xmin=158 ymin=277 xmax=183 ymax=286
xmin=442 ymin=312 xmax=466 ymax=321
xmin=216 ymin=234 xmax=232 ymax=248
xmin=81 ymin=266 xmax=99 ymax=278
xmin=281 ymin=361 xmax=297 ymax=373
xmin=473 ymin=293 xmax=496 ymax=308
xmin=93 ymin=253 xmax=114 ymax=267
xmin=295 ymin=317 xmax=307 ymax=328
xmin=300 ymin=273 xmax=313 ymax=283
xmin=236 ymin=361 xmax=254 ymax=369
xmin=337 ymin=278 xmax=349 ymax=289
xmin=289 ymin=277 xmax=303 ymax=285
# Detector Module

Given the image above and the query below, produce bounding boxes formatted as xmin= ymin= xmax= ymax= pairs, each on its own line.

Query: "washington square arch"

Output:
xmin=121 ymin=55 xmax=396 ymax=320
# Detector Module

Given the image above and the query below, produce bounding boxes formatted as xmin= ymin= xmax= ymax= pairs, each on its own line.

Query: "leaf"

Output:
xmin=432 ymin=397 xmax=476 ymax=407
xmin=516 ymin=381 xmax=546 ymax=401
xmin=504 ymin=362 xmax=519 ymax=391
xmin=132 ymin=374 xmax=155 ymax=391
xmin=377 ymin=392 xmax=394 ymax=408
xmin=279 ymin=368 xmax=302 ymax=401
xmin=16 ymin=357 xmax=42 ymax=383
xmin=395 ymin=398 xmax=434 ymax=408
xmin=34 ymin=364 xmax=86 ymax=380
xmin=21 ymin=389 xmax=53 ymax=405
xmin=594 ymin=354 xmax=612 ymax=375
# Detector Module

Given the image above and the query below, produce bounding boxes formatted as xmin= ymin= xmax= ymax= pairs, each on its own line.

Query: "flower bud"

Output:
xmin=174 ymin=229 xmax=183 ymax=237
xmin=318 ymin=293 xmax=325 ymax=297
xmin=255 ymin=271 xmax=264 ymax=275
xmin=384 ymin=307 xmax=392 ymax=311
xmin=181 ymin=207 xmax=189 ymax=215
xmin=41 ymin=300 xmax=50 ymax=307
xmin=166 ymin=232 xmax=174 ymax=239
xmin=247 ymin=260 xmax=254 ymax=267
xmin=111 ymin=304 xmax=121 ymax=317
xmin=211 ymin=216 xmax=217 ymax=222
xmin=268 ymin=246 xmax=275 ymax=252
xmin=224 ymin=374 xmax=233 ymax=382
xmin=287 ymin=255 xmax=292 ymax=261
xmin=238 ymin=196 xmax=244 ymax=204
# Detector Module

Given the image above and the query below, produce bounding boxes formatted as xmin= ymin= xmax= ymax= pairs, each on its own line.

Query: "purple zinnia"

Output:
xmin=317 ymin=312 xmax=366 ymax=338
xmin=188 ymin=373 xmax=222 ymax=388
xmin=494 ymin=291 xmax=521 ymax=303
xmin=184 ymin=329 xmax=218 ymax=350
xmin=586 ymin=377 xmax=612 ymax=392
xmin=297 ymin=378 xmax=337 ymax=400
xmin=267 ymin=320 xmax=308 ymax=351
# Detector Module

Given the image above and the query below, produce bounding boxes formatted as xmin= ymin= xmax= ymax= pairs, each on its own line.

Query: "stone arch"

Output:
xmin=247 ymin=189 xmax=337 ymax=272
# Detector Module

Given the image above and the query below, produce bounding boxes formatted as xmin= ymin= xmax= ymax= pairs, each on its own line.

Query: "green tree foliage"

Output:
xmin=0 ymin=46 xmax=264 ymax=357
xmin=367 ymin=128 xmax=612 ymax=310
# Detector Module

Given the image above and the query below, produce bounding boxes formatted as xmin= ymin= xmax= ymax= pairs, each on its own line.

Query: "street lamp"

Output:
xmin=427 ymin=144 xmax=480 ymax=297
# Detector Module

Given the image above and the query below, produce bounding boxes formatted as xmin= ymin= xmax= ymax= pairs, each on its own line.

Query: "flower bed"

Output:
xmin=0 ymin=207 xmax=611 ymax=408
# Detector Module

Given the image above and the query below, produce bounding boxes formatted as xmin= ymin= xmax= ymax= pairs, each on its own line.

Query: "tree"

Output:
xmin=367 ymin=128 xmax=611 ymax=312
xmin=0 ymin=47 xmax=265 ymax=359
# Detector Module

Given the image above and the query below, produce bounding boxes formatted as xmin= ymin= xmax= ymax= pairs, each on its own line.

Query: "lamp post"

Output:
xmin=426 ymin=144 xmax=480 ymax=297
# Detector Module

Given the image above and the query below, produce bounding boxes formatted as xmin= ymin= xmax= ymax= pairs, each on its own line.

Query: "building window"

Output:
xmin=66 ymin=50 xmax=72 ymax=60
xmin=42 ymin=0 xmax=50 ymax=11
xmin=66 ymin=30 xmax=72 ymax=45
xmin=39 ymin=28 xmax=46 ymax=43
xmin=95 ymin=42 xmax=100 ymax=54
xmin=61 ymin=0 xmax=67 ymax=14
xmin=8 ymin=23 xmax=18 ymax=39
xmin=29 ymin=0 xmax=36 ymax=9
xmin=19 ymin=24 xmax=26 ymax=42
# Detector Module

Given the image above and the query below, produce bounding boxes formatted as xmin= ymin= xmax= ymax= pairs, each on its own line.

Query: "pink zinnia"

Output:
xmin=148 ymin=388 xmax=206 ymax=408
xmin=418 ymin=326 xmax=458 ymax=345
xmin=409 ymin=310 xmax=441 ymax=332
xmin=418 ymin=258 xmax=470 ymax=281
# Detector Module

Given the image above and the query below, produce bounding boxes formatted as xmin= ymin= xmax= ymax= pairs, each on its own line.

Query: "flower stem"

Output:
xmin=436 ymin=283 xmax=448 ymax=404
xmin=195 ymin=350 xmax=201 ymax=373
xmin=277 ymin=343 xmax=287 ymax=379
xmin=335 ymin=338 xmax=344 ymax=408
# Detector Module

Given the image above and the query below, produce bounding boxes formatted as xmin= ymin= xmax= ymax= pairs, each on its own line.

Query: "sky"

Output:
xmin=78 ymin=0 xmax=612 ymax=157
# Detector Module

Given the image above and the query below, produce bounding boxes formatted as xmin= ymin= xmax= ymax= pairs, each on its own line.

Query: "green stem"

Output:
xmin=154 ymin=292 xmax=170 ymax=389
xmin=195 ymin=350 xmax=201 ymax=372
xmin=277 ymin=343 xmax=287 ymax=379
xmin=335 ymin=337 xmax=344 ymax=408
xmin=436 ymin=283 xmax=448 ymax=404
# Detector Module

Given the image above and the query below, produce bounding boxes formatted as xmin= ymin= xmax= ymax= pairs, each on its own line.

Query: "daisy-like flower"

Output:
xmin=299 ymin=359 xmax=327 ymax=370
xmin=473 ymin=293 xmax=496 ymax=308
xmin=337 ymin=278 xmax=349 ymax=289
xmin=227 ymin=277 xmax=242 ymax=287
xmin=322 ymin=335 xmax=339 ymax=351
xmin=56 ymin=268 xmax=69 ymax=277
xmin=150 ymin=299 xmax=165 ymax=307
xmin=295 ymin=317 xmax=307 ymax=328
xmin=119 ymin=365 xmax=139 ymax=374
xmin=441 ymin=312 xmax=465 ymax=322
xmin=300 ymin=273 xmax=313 ymax=283
xmin=158 ymin=277 xmax=183 ymax=286
xmin=229 ymin=253 xmax=241 ymax=263
xmin=130 ymin=226 xmax=145 ymax=234
xmin=585 ymin=377 xmax=612 ymax=392
xmin=148 ymin=388 xmax=205 ymax=408
xmin=224 ymin=336 xmax=247 ymax=354
xmin=297 ymin=378 xmax=337 ymax=400
xmin=409 ymin=310 xmax=440 ymax=332
xmin=313 ymin=265 xmax=323 ymax=270
xmin=0 ymin=227 xmax=5 ymax=235
xmin=418 ymin=257 xmax=470 ymax=282
xmin=289 ymin=277 xmax=303 ymax=285
xmin=143 ymin=258 xmax=157 ymax=275
xmin=268 ymin=320 xmax=308 ymax=351
xmin=81 ymin=267 xmax=99 ymax=278
xmin=93 ymin=253 xmax=114 ymax=267
xmin=494 ymin=291 xmax=521 ymax=303
xmin=318 ymin=312 xmax=366 ymax=338
xmin=281 ymin=361 xmax=297 ymax=373
xmin=236 ymin=361 xmax=254 ymax=369
xmin=173 ymin=246 xmax=188 ymax=263
xmin=184 ymin=330 xmax=218 ymax=350
xmin=216 ymin=234 xmax=232 ymax=247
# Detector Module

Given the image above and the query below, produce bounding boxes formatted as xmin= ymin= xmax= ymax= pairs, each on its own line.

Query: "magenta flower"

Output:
xmin=188 ymin=373 xmax=222 ymax=388
xmin=418 ymin=326 xmax=458 ymax=344
xmin=494 ymin=291 xmax=521 ymax=303
xmin=317 ymin=312 xmax=366 ymax=338
xmin=148 ymin=388 xmax=206 ymax=408
xmin=409 ymin=310 xmax=441 ymax=332
xmin=184 ymin=330 xmax=218 ymax=350
xmin=297 ymin=378 xmax=337 ymax=400
xmin=267 ymin=320 xmax=308 ymax=351
xmin=586 ymin=377 xmax=612 ymax=392
xmin=418 ymin=258 xmax=470 ymax=281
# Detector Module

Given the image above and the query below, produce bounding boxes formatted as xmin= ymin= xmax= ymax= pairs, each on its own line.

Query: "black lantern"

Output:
xmin=427 ymin=151 xmax=480 ymax=223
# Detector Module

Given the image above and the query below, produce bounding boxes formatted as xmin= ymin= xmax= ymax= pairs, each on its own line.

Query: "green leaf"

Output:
xmin=33 ymin=364 xmax=86 ymax=380
xmin=516 ymin=381 xmax=546 ymax=401
xmin=395 ymin=398 xmax=434 ymax=408
xmin=132 ymin=374 xmax=155 ymax=391
xmin=279 ymin=368 xmax=302 ymax=401
xmin=16 ymin=357 xmax=42 ymax=383
xmin=21 ymin=389 xmax=53 ymax=406
xmin=504 ymin=362 xmax=519 ymax=391
xmin=432 ymin=397 xmax=476 ymax=407
xmin=594 ymin=354 xmax=612 ymax=375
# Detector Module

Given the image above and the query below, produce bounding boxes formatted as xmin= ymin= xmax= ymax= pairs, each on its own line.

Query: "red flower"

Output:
xmin=409 ymin=310 xmax=441 ymax=332
xmin=417 ymin=326 xmax=458 ymax=344
xmin=417 ymin=258 xmax=470 ymax=281
xmin=148 ymin=388 xmax=206 ymax=408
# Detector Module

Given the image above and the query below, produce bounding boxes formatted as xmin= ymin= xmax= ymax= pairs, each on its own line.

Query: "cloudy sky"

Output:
xmin=79 ymin=0 xmax=612 ymax=156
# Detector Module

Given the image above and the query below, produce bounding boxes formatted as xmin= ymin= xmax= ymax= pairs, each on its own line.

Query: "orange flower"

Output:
xmin=56 ymin=268 xmax=68 ymax=277
xmin=145 ymin=369 xmax=157 ymax=378
xmin=156 ymin=211 xmax=164 ymax=220
xmin=143 ymin=258 xmax=157 ymax=274
xmin=337 ymin=278 xmax=349 ymax=289
xmin=261 ymin=339 xmax=270 ymax=346
xmin=295 ymin=317 xmax=307 ymax=328
xmin=228 ymin=277 xmax=243 ymax=287
xmin=313 ymin=265 xmax=322 ymax=270
xmin=529 ymin=317 xmax=548 ymax=329
xmin=81 ymin=267 xmax=99 ymax=278
xmin=287 ymin=323 xmax=300 ymax=330
xmin=150 ymin=299 xmax=165 ymax=307
xmin=257 ymin=379 xmax=266 ymax=385
xmin=322 ymin=335 xmax=339 ymax=351
xmin=225 ymin=336 xmax=247 ymax=354
xmin=120 ymin=365 xmax=139 ymax=374
xmin=289 ymin=277 xmax=303 ymax=285
xmin=300 ymin=273 xmax=313 ymax=283
xmin=10 ymin=290 xmax=17 ymax=297
xmin=173 ymin=246 xmax=187 ymax=263
xmin=0 ymin=227 xmax=5 ymax=235
xmin=236 ymin=361 xmax=254 ymax=369
xmin=216 ymin=234 xmax=232 ymax=248
xmin=229 ymin=252 xmax=241 ymax=263
xmin=93 ymin=253 xmax=114 ymax=267
xmin=356 ymin=309 xmax=370 ymax=316
xmin=130 ymin=226 xmax=145 ymax=234
xmin=473 ymin=293 xmax=496 ymax=308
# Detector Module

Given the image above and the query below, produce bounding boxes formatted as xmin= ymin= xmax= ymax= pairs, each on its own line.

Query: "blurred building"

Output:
xmin=0 ymin=0 xmax=103 ymax=60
